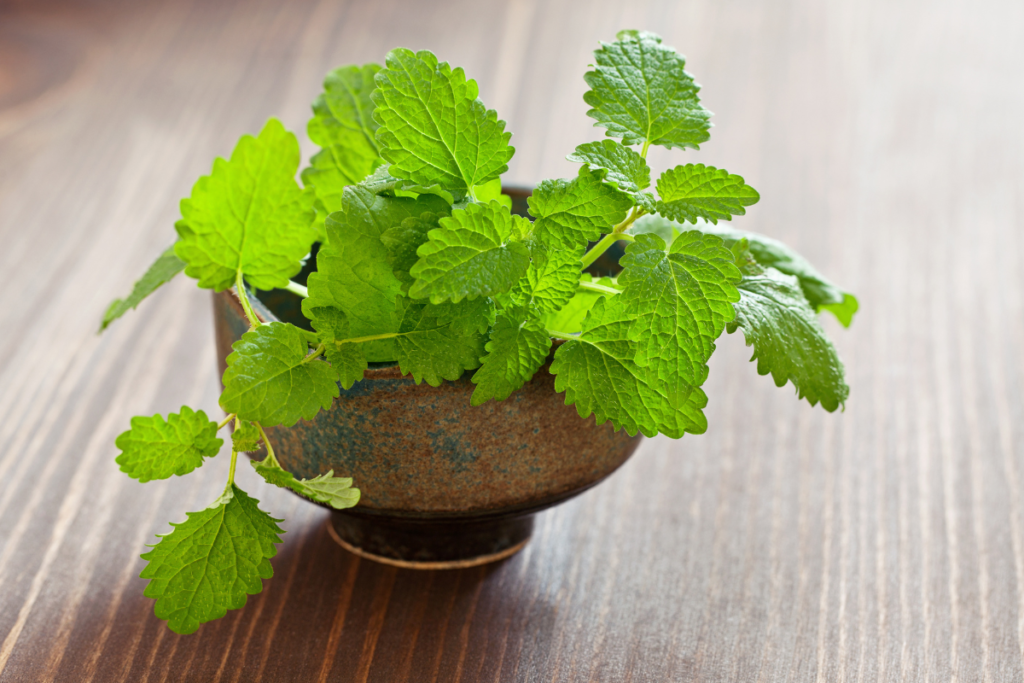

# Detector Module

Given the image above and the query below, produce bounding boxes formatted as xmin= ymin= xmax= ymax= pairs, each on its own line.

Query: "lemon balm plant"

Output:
xmin=102 ymin=30 xmax=857 ymax=634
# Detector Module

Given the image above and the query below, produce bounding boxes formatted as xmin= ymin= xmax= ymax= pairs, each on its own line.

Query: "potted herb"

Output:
xmin=102 ymin=30 xmax=857 ymax=635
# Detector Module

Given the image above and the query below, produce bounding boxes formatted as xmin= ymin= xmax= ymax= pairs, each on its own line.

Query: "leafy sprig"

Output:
xmin=103 ymin=29 xmax=855 ymax=634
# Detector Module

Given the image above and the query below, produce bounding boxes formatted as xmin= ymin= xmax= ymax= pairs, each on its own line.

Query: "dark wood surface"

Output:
xmin=2 ymin=0 xmax=1023 ymax=680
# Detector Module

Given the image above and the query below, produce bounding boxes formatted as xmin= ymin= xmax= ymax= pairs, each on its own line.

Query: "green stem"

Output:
xmin=217 ymin=413 xmax=236 ymax=430
xmin=580 ymin=233 xmax=619 ymax=271
xmin=547 ymin=330 xmax=578 ymax=341
xmin=283 ymin=280 xmax=308 ymax=299
xmin=641 ymin=140 xmax=651 ymax=159
xmin=302 ymin=343 xmax=325 ymax=364
xmin=235 ymin=271 xmax=261 ymax=329
xmin=577 ymin=280 xmax=620 ymax=296
xmin=254 ymin=422 xmax=280 ymax=468
xmin=226 ymin=446 xmax=239 ymax=487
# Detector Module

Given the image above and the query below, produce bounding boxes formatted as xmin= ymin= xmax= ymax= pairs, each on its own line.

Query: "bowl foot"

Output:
xmin=327 ymin=511 xmax=533 ymax=570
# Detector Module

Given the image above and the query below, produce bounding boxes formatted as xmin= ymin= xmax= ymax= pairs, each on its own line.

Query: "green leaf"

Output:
xmin=100 ymin=245 xmax=185 ymax=332
xmin=655 ymin=164 xmax=760 ymax=224
xmin=380 ymin=210 xmax=449 ymax=290
xmin=728 ymin=268 xmax=849 ymax=411
xmin=583 ymin=31 xmax=711 ymax=151
xmin=372 ymin=48 xmax=514 ymax=192
xmin=252 ymin=460 xmax=360 ymax=510
xmin=115 ymin=407 xmax=222 ymax=483
xmin=306 ymin=305 xmax=368 ymax=389
xmin=472 ymin=177 xmax=512 ymax=209
xmin=550 ymin=294 xmax=708 ymax=438
xmin=567 ymin=140 xmax=651 ymax=194
xmin=140 ymin=484 xmax=283 ymax=635
xmin=174 ymin=118 xmax=316 ymax=291
xmin=393 ymin=303 xmax=486 ymax=386
xmin=409 ymin=200 xmax=531 ymax=304
xmin=471 ymin=310 xmax=551 ymax=405
xmin=696 ymin=223 xmax=858 ymax=326
xmin=303 ymin=185 xmax=450 ymax=360
xmin=301 ymin=64 xmax=383 ymax=236
xmin=220 ymin=322 xmax=339 ymax=427
xmin=231 ymin=420 xmax=262 ymax=453
xmin=527 ymin=166 xmax=633 ymax=247
xmin=542 ymin=274 xmax=619 ymax=334
xmin=619 ymin=232 xmax=741 ymax=406
xmin=507 ymin=239 xmax=583 ymax=314
xmin=819 ymin=294 xmax=859 ymax=328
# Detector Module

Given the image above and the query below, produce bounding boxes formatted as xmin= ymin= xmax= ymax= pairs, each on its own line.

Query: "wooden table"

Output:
xmin=2 ymin=0 xmax=1022 ymax=680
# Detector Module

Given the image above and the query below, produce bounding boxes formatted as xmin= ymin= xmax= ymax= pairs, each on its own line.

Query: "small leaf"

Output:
xmin=567 ymin=140 xmax=651 ymax=194
xmin=100 ymin=245 xmax=185 ymax=332
xmin=220 ymin=322 xmax=340 ymax=428
xmin=471 ymin=310 xmax=551 ymax=405
xmin=409 ymin=201 xmax=531 ymax=304
xmin=140 ymin=484 xmax=283 ymax=635
xmin=115 ymin=406 xmax=222 ymax=482
xmin=655 ymin=164 xmax=760 ymax=225
xmin=583 ymin=31 xmax=711 ymax=151
xmin=174 ymin=118 xmax=316 ymax=291
xmin=231 ymin=420 xmax=262 ymax=453
xmin=372 ymin=48 xmax=514 ymax=192
xmin=729 ymin=268 xmax=849 ymax=411
xmin=528 ymin=166 xmax=633 ymax=248
xmin=252 ymin=460 xmax=360 ymax=510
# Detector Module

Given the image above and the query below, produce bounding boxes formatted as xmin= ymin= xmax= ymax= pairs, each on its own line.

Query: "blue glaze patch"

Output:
xmin=427 ymin=429 xmax=482 ymax=474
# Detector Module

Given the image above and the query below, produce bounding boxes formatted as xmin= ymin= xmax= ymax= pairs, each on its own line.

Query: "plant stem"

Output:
xmin=226 ymin=446 xmax=239 ymax=487
xmin=547 ymin=330 xmax=578 ymax=341
xmin=217 ymin=413 xmax=236 ymax=430
xmin=283 ymin=280 xmax=308 ymax=298
xmin=302 ymin=343 xmax=325 ymax=364
xmin=235 ymin=271 xmax=261 ymax=329
xmin=254 ymin=422 xmax=280 ymax=468
xmin=641 ymin=140 xmax=651 ymax=159
xmin=577 ymin=280 xmax=621 ymax=296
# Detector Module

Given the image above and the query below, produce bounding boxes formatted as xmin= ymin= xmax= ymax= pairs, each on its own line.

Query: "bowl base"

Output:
xmin=327 ymin=511 xmax=533 ymax=570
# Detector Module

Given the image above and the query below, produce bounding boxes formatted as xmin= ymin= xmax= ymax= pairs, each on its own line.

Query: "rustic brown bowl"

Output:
xmin=211 ymin=188 xmax=642 ymax=568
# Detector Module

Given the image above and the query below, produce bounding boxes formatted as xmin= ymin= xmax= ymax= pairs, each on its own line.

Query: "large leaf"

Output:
xmin=697 ymin=223 xmax=859 ymax=327
xmin=409 ymin=200 xmax=531 ymax=304
xmin=729 ymin=268 xmax=849 ymax=411
xmin=506 ymin=239 xmax=584 ymax=314
xmin=541 ymin=274 xmax=620 ymax=334
xmin=372 ymin=48 xmax=514 ymax=192
xmin=655 ymin=164 xmax=760 ymax=224
xmin=527 ymin=166 xmax=633 ymax=247
xmin=301 ymin=64 xmax=382 ymax=235
xmin=115 ymin=406 xmax=222 ymax=482
xmin=140 ymin=484 xmax=283 ymax=635
xmin=100 ymin=244 xmax=185 ymax=331
xmin=220 ymin=322 xmax=339 ymax=427
xmin=303 ymin=184 xmax=450 ymax=360
xmin=551 ymin=295 xmax=708 ymax=438
xmin=583 ymin=31 xmax=711 ymax=151
xmin=393 ymin=303 xmax=487 ymax=386
xmin=470 ymin=310 xmax=551 ymax=405
xmin=618 ymin=232 xmax=741 ymax=406
xmin=174 ymin=118 xmax=316 ymax=291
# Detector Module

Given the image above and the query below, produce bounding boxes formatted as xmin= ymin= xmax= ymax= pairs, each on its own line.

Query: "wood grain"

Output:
xmin=1 ymin=0 xmax=1023 ymax=680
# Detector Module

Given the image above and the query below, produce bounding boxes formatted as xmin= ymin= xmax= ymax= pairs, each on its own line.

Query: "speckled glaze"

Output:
xmin=212 ymin=189 xmax=643 ymax=565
